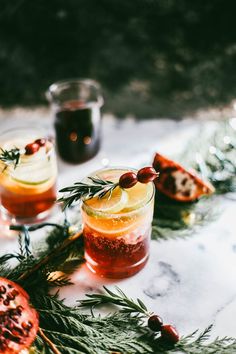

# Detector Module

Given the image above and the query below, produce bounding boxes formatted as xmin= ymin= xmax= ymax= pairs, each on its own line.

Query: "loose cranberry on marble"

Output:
xmin=161 ymin=324 xmax=180 ymax=344
xmin=148 ymin=315 xmax=163 ymax=331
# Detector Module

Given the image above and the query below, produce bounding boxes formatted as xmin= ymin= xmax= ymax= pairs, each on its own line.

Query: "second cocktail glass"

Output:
xmin=0 ymin=127 xmax=57 ymax=224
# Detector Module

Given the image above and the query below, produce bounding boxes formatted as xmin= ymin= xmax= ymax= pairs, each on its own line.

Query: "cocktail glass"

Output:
xmin=0 ymin=127 xmax=57 ymax=224
xmin=81 ymin=168 xmax=155 ymax=278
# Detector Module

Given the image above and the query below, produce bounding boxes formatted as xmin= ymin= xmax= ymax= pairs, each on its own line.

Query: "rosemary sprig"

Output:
xmin=58 ymin=176 xmax=118 ymax=210
xmin=0 ymin=147 xmax=20 ymax=169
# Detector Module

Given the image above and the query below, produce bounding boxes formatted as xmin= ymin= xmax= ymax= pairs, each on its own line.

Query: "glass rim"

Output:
xmin=46 ymin=78 xmax=104 ymax=107
xmin=82 ymin=166 xmax=155 ymax=217
xmin=0 ymin=126 xmax=55 ymax=166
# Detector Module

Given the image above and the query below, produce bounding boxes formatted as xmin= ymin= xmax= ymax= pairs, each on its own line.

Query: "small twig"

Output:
xmin=17 ymin=229 xmax=83 ymax=281
xmin=38 ymin=327 xmax=61 ymax=354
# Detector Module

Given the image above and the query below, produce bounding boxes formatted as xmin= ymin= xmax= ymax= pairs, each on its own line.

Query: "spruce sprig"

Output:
xmin=0 ymin=147 xmax=20 ymax=169
xmin=1 ymin=222 xmax=236 ymax=353
xmin=58 ymin=176 xmax=118 ymax=210
xmin=79 ymin=286 xmax=149 ymax=315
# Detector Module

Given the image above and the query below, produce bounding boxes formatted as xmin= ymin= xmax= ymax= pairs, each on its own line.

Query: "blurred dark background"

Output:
xmin=1 ymin=0 xmax=236 ymax=118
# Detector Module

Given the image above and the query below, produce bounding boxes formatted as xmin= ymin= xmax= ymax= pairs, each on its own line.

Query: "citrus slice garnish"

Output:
xmin=11 ymin=159 xmax=53 ymax=186
xmin=85 ymin=187 xmax=129 ymax=214
xmin=123 ymin=182 xmax=153 ymax=211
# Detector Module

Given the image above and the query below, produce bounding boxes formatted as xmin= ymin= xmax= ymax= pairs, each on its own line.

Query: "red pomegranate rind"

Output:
xmin=153 ymin=153 xmax=215 ymax=202
xmin=0 ymin=278 xmax=39 ymax=354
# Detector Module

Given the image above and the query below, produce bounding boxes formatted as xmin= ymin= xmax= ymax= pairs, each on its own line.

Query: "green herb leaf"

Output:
xmin=0 ymin=147 xmax=20 ymax=168
xmin=58 ymin=177 xmax=119 ymax=210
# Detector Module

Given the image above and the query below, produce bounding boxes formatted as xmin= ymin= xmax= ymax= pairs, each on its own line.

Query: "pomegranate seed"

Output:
xmin=137 ymin=167 xmax=159 ymax=184
xmin=34 ymin=138 xmax=46 ymax=146
xmin=6 ymin=292 xmax=15 ymax=301
xmin=11 ymin=289 xmax=19 ymax=297
xmin=25 ymin=142 xmax=40 ymax=155
xmin=119 ymin=172 xmax=138 ymax=189
xmin=0 ymin=286 xmax=6 ymax=294
xmin=16 ymin=306 xmax=23 ymax=315
xmin=161 ymin=324 xmax=179 ymax=344
xmin=148 ymin=315 xmax=163 ymax=331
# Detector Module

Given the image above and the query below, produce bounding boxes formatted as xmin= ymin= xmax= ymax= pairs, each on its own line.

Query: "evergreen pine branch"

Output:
xmin=151 ymin=193 xmax=219 ymax=240
xmin=180 ymin=121 xmax=236 ymax=194
xmin=79 ymin=286 xmax=149 ymax=316
xmin=11 ymin=226 xmax=83 ymax=282
xmin=1 ymin=223 xmax=236 ymax=353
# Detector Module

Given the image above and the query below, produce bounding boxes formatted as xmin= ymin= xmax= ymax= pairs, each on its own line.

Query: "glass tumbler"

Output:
xmin=81 ymin=167 xmax=155 ymax=278
xmin=47 ymin=79 xmax=104 ymax=164
xmin=0 ymin=127 xmax=57 ymax=224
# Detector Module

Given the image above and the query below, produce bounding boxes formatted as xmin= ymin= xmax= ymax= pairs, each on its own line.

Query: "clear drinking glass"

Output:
xmin=81 ymin=167 xmax=155 ymax=278
xmin=0 ymin=127 xmax=57 ymax=224
xmin=47 ymin=79 xmax=104 ymax=164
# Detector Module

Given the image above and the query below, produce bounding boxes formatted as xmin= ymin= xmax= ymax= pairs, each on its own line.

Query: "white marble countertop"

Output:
xmin=0 ymin=112 xmax=236 ymax=341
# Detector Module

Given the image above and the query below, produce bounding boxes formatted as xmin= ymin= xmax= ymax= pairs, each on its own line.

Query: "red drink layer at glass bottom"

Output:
xmin=0 ymin=184 xmax=56 ymax=218
xmin=84 ymin=224 xmax=150 ymax=278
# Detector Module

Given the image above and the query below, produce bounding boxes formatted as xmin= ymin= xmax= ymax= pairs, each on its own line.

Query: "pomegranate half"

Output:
xmin=153 ymin=153 xmax=215 ymax=202
xmin=0 ymin=278 xmax=39 ymax=354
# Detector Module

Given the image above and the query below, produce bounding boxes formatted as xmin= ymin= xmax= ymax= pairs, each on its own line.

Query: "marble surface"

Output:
xmin=0 ymin=112 xmax=236 ymax=341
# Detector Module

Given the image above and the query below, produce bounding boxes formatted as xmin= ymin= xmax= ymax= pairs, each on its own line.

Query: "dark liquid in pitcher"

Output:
xmin=55 ymin=100 xmax=101 ymax=163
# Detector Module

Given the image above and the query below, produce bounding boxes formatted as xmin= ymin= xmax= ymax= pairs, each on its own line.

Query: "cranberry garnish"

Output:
xmin=25 ymin=142 xmax=40 ymax=155
xmin=137 ymin=167 xmax=159 ymax=184
xmin=148 ymin=314 xmax=163 ymax=331
xmin=34 ymin=138 xmax=46 ymax=147
xmin=119 ymin=172 xmax=138 ymax=189
xmin=161 ymin=324 xmax=180 ymax=344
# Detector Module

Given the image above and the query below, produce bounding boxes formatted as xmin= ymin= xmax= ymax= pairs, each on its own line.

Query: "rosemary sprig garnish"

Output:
xmin=58 ymin=176 xmax=118 ymax=210
xmin=0 ymin=147 xmax=20 ymax=169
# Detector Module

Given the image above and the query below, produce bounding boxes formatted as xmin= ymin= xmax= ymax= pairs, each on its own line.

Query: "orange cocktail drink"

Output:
xmin=81 ymin=168 xmax=155 ymax=278
xmin=0 ymin=127 xmax=57 ymax=223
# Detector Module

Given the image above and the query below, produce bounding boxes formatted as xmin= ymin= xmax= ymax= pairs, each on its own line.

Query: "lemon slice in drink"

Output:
xmin=11 ymin=160 xmax=53 ymax=186
xmin=85 ymin=187 xmax=128 ymax=213
xmin=123 ymin=182 xmax=153 ymax=211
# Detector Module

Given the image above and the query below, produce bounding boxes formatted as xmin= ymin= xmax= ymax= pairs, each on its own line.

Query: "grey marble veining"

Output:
xmin=0 ymin=113 xmax=236 ymax=341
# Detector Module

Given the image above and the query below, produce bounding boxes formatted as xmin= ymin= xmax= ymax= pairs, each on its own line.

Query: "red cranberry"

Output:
xmin=119 ymin=172 xmax=138 ymax=189
xmin=161 ymin=325 xmax=180 ymax=344
xmin=148 ymin=315 xmax=163 ymax=331
xmin=25 ymin=142 xmax=40 ymax=155
xmin=137 ymin=167 xmax=159 ymax=184
xmin=34 ymin=138 xmax=46 ymax=147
